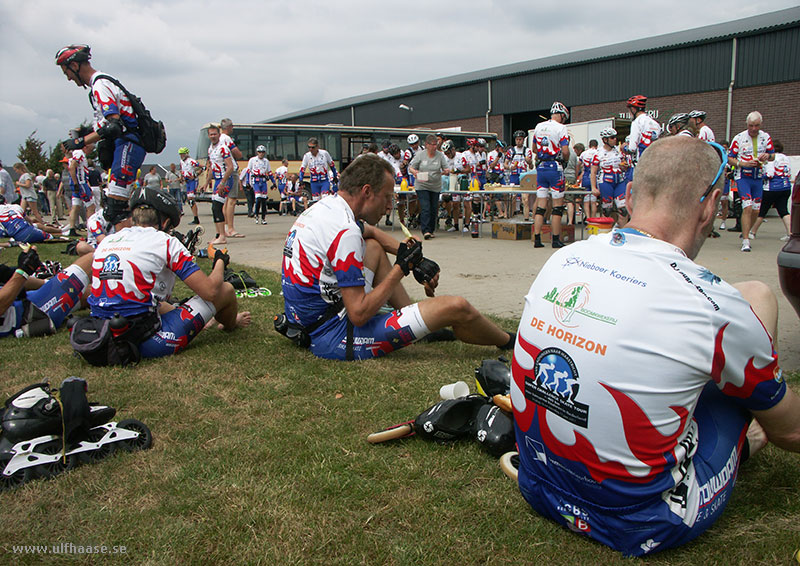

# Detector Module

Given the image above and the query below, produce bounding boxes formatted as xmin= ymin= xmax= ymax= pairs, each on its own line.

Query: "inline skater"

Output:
xmin=532 ymin=102 xmax=570 ymax=248
xmin=590 ymin=127 xmax=629 ymax=227
xmin=624 ymin=95 xmax=661 ymax=158
xmin=299 ymin=137 xmax=338 ymax=203
xmin=689 ymin=110 xmax=715 ymax=142
xmin=178 ymin=147 xmax=201 ymax=225
xmin=247 ymin=145 xmax=277 ymax=225
xmin=577 ymin=139 xmax=599 ymax=220
xmin=203 ymin=124 xmax=235 ymax=245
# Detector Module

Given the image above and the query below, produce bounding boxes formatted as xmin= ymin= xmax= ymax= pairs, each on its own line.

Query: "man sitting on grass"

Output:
xmin=511 ymin=136 xmax=800 ymax=556
xmin=280 ymin=153 xmax=515 ymax=361
xmin=1 ymin=247 xmax=92 ymax=338
xmin=87 ymin=187 xmax=250 ymax=358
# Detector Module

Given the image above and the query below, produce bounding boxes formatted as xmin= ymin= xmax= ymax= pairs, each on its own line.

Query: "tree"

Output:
xmin=47 ymin=142 xmax=66 ymax=173
xmin=16 ymin=131 xmax=48 ymax=174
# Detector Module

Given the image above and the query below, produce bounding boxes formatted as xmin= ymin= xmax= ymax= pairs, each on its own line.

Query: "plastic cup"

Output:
xmin=439 ymin=380 xmax=470 ymax=400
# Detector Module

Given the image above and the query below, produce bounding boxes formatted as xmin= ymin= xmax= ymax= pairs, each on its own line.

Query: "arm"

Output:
xmin=752 ymin=388 xmax=800 ymax=452
xmin=181 ymin=256 xmax=226 ymax=303
xmin=363 ymin=223 xmax=400 ymax=255
xmin=339 ymin=268 xmax=405 ymax=327
xmin=0 ymin=273 xmax=28 ymax=315
xmin=590 ymin=164 xmax=600 ymax=197
xmin=221 ymin=156 xmax=234 ymax=183
xmin=68 ymin=159 xmax=79 ymax=185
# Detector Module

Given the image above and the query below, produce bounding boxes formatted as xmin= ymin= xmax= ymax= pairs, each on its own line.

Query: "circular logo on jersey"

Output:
xmin=99 ymin=254 xmax=123 ymax=281
xmin=610 ymin=231 xmax=626 ymax=246
xmin=534 ymin=347 xmax=579 ymax=398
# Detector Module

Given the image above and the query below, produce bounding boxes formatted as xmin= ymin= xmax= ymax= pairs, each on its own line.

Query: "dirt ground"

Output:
xmin=197 ymin=203 xmax=799 ymax=371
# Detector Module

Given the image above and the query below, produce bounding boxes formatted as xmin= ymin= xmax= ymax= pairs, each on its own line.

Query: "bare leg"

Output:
xmin=363 ymin=239 xmax=412 ymax=309
xmin=417 ymin=295 xmax=511 ymax=346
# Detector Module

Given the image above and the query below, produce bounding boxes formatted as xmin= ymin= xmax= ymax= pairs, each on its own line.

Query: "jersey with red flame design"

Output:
xmin=89 ymin=71 xmax=138 ymax=133
xmin=89 ymin=226 xmax=200 ymax=318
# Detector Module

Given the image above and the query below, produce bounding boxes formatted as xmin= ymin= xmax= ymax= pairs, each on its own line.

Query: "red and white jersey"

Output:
xmin=219 ymin=133 xmax=239 ymax=171
xmin=89 ymin=71 xmax=137 ymax=133
xmin=488 ymin=149 xmax=505 ymax=173
xmin=628 ymin=113 xmax=661 ymax=155
xmin=461 ymin=150 xmax=478 ymax=173
xmin=0 ymin=204 xmax=25 ymax=224
xmin=579 ymin=148 xmax=598 ymax=172
xmin=275 ymin=165 xmax=289 ymax=184
xmin=506 ymin=145 xmax=533 ymax=173
xmin=592 ymin=146 xmax=624 ymax=175
xmin=384 ymin=154 xmax=403 ymax=180
xmin=677 ymin=129 xmax=694 ymax=138
xmin=402 ymin=146 xmax=419 ymax=165
xmin=86 ymin=209 xmax=113 ymax=247
xmin=474 ymin=151 xmax=488 ymax=173
xmin=207 ymin=141 xmax=232 ymax=179
xmin=300 ymin=149 xmax=335 ymax=182
xmin=729 ymin=130 xmax=774 ymax=179
xmin=69 ymin=150 xmax=89 ymax=186
xmin=697 ymin=125 xmax=715 ymax=142
xmin=764 ymin=153 xmax=792 ymax=190
xmin=446 ymin=152 xmax=464 ymax=173
xmin=180 ymin=157 xmax=199 ymax=180
xmin=533 ymin=120 xmax=569 ymax=161
xmin=513 ymin=230 xmax=784 ymax=517
xmin=247 ymin=156 xmax=272 ymax=180
xmin=88 ymin=225 xmax=200 ymax=318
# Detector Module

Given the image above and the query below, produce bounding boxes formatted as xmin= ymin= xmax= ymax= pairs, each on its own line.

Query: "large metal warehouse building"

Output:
xmin=267 ymin=7 xmax=800 ymax=152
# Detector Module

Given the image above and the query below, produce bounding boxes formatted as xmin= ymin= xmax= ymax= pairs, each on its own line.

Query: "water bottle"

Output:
xmin=470 ymin=215 xmax=480 ymax=239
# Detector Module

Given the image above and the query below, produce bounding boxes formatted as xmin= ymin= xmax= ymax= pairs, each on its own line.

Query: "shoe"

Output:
xmin=189 ymin=218 xmax=200 ymax=225
xmin=534 ymin=239 xmax=544 ymax=249
xmin=552 ymin=239 xmax=565 ymax=248
xmin=462 ymin=226 xmax=469 ymax=233
xmin=68 ymin=228 xmax=79 ymax=237
xmin=709 ymin=230 xmax=720 ymax=238
xmin=748 ymin=232 xmax=756 ymax=240
xmin=385 ymin=218 xmax=393 ymax=227
xmin=423 ymin=233 xmax=432 ymax=240
xmin=780 ymin=234 xmax=790 ymax=241
xmin=261 ymin=219 xmax=267 ymax=225
xmin=718 ymin=222 xmax=726 ymax=230
xmin=446 ymin=226 xmax=457 ymax=232
xmin=254 ymin=218 xmax=260 ymax=224
xmin=741 ymin=241 xmax=751 ymax=252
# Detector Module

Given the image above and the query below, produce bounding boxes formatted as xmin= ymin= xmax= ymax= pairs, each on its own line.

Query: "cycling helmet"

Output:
xmin=466 ymin=138 xmax=478 ymax=147
xmin=256 ymin=145 xmax=267 ymax=153
xmin=627 ymin=95 xmax=647 ymax=109
xmin=494 ymin=140 xmax=506 ymax=149
xmin=178 ymin=147 xmax=190 ymax=155
xmin=441 ymin=140 xmax=454 ymax=152
xmin=550 ymin=101 xmax=569 ymax=119
xmin=477 ymin=138 xmax=487 ymax=147
xmin=513 ymin=130 xmax=526 ymax=139
xmin=688 ymin=110 xmax=707 ymax=120
xmin=388 ymin=143 xmax=401 ymax=154
xmin=599 ymin=127 xmax=618 ymax=139
xmin=668 ymin=113 xmax=690 ymax=128
xmin=129 ymin=186 xmax=181 ymax=230
xmin=55 ymin=44 xmax=91 ymax=66
xmin=407 ymin=134 xmax=419 ymax=144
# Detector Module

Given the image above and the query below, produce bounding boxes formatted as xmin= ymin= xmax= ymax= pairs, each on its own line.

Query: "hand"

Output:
xmin=213 ymin=248 xmax=230 ymax=270
xmin=413 ymin=257 xmax=440 ymax=285
xmin=17 ymin=247 xmax=42 ymax=275
xmin=63 ymin=137 xmax=85 ymax=151
xmin=395 ymin=239 xmax=423 ymax=276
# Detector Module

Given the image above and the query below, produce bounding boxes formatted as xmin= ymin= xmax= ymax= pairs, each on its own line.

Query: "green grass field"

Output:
xmin=1 ymin=244 xmax=798 ymax=565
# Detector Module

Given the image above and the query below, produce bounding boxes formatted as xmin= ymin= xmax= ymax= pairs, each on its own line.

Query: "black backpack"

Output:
xmin=90 ymin=74 xmax=166 ymax=154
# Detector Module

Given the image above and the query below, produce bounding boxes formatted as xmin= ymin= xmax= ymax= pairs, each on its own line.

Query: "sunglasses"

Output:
xmin=700 ymin=141 xmax=727 ymax=203
xmin=308 ymin=146 xmax=317 ymax=149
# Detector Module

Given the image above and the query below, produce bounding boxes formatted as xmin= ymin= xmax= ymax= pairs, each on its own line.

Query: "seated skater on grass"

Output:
xmin=280 ymin=153 xmax=515 ymax=361
xmin=0 ymin=196 xmax=65 ymax=243
xmin=511 ymin=137 xmax=800 ymax=556
xmin=87 ymin=187 xmax=250 ymax=358
xmin=0 ymin=247 xmax=92 ymax=338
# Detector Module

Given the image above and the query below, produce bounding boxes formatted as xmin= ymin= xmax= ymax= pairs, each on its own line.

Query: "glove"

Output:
xmin=395 ymin=240 xmax=423 ymax=276
xmin=18 ymin=248 xmax=43 ymax=276
xmin=73 ymin=125 xmax=93 ymax=138
xmin=413 ymin=257 xmax=440 ymax=285
xmin=213 ymin=248 xmax=230 ymax=270
xmin=63 ymin=137 xmax=85 ymax=151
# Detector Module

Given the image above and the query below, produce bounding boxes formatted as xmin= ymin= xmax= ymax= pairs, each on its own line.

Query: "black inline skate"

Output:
xmin=0 ymin=378 xmax=152 ymax=492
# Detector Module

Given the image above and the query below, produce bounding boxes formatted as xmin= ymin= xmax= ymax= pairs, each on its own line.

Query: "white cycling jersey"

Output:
xmin=533 ymin=120 xmax=569 ymax=161
xmin=628 ymin=113 xmax=661 ymax=155
xmin=180 ymin=157 xmax=199 ymax=180
xmin=219 ymin=133 xmax=239 ymax=171
xmin=729 ymin=130 xmax=774 ymax=179
xmin=247 ymin=156 xmax=273 ymax=180
xmin=697 ymin=125 xmax=715 ymax=142
xmin=592 ymin=146 xmax=623 ymax=175
xmin=69 ymin=150 xmax=89 ymax=186
xmin=506 ymin=145 xmax=533 ymax=173
xmin=300 ymin=150 xmax=335 ymax=182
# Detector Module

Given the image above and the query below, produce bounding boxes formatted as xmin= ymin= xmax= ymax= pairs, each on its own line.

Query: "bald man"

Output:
xmin=512 ymin=136 xmax=798 ymax=556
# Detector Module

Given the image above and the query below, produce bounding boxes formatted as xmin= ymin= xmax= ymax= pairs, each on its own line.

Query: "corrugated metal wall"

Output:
xmin=274 ymin=23 xmax=798 ymax=126
xmin=737 ymin=26 xmax=800 ymax=87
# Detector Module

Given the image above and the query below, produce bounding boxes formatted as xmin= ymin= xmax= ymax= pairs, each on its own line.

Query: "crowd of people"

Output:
xmin=1 ymin=43 xmax=798 ymax=559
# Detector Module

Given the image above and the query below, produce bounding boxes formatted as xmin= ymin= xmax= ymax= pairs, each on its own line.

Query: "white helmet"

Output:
xmin=256 ymin=145 xmax=266 ymax=153
xmin=550 ymin=101 xmax=569 ymax=119
xmin=441 ymin=140 xmax=454 ymax=152
xmin=599 ymin=127 xmax=617 ymax=139
xmin=477 ymin=138 xmax=487 ymax=147
xmin=407 ymin=134 xmax=419 ymax=144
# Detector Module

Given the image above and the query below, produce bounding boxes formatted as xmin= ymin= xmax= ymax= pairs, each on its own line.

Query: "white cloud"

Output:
xmin=0 ymin=0 xmax=795 ymax=163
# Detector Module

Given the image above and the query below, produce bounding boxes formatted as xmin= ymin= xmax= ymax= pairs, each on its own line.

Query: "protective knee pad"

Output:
xmin=535 ymin=207 xmax=547 ymax=217
xmin=551 ymin=206 xmax=565 ymax=217
xmin=211 ymin=200 xmax=225 ymax=223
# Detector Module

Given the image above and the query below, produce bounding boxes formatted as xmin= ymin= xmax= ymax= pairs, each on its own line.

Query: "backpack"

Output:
xmin=91 ymin=74 xmax=167 ymax=154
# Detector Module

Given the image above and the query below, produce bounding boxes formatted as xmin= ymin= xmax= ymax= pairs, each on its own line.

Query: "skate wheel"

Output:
xmin=0 ymin=453 xmax=32 ymax=491
xmin=34 ymin=440 xmax=77 ymax=479
xmin=117 ymin=419 xmax=153 ymax=451
xmin=367 ymin=423 xmax=414 ymax=444
xmin=499 ymin=451 xmax=519 ymax=483
xmin=78 ymin=427 xmax=117 ymax=463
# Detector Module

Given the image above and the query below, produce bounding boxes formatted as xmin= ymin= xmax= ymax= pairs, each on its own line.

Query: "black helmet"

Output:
xmin=129 ymin=186 xmax=181 ymax=230
xmin=55 ymin=45 xmax=91 ymax=66
xmin=513 ymin=130 xmax=526 ymax=139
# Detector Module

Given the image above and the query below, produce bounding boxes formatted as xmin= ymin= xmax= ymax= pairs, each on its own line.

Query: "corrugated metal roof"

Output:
xmin=267 ymin=6 xmax=800 ymax=122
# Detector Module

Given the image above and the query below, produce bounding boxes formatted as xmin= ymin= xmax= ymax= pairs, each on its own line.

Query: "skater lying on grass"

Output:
xmin=280 ymin=154 xmax=515 ymax=360
xmin=76 ymin=187 xmax=250 ymax=362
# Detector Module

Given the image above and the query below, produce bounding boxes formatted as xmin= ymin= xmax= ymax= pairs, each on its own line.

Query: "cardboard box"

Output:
xmin=492 ymin=221 xmax=533 ymax=240
xmin=534 ymin=224 xmax=575 ymax=244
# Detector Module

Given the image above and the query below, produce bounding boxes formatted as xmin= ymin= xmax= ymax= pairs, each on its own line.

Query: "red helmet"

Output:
xmin=466 ymin=138 xmax=478 ymax=147
xmin=626 ymin=95 xmax=647 ymax=109
xmin=55 ymin=45 xmax=91 ymax=66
